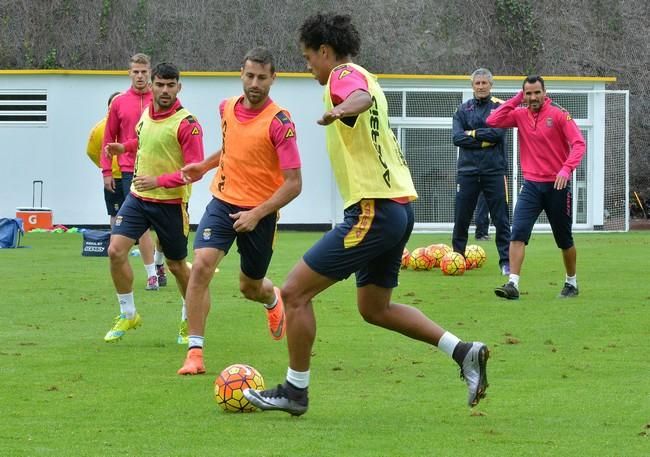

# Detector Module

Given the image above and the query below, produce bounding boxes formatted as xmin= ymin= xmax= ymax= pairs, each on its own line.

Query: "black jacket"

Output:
xmin=452 ymin=96 xmax=507 ymax=175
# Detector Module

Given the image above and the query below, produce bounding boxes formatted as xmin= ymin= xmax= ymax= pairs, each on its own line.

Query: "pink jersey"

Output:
xmin=218 ymin=96 xmax=301 ymax=169
xmin=101 ymin=87 xmax=152 ymax=176
xmin=329 ymin=64 xmax=369 ymax=105
xmin=486 ymin=91 xmax=585 ymax=182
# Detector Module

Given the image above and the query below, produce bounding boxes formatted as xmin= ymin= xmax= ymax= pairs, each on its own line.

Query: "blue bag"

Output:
xmin=81 ymin=230 xmax=111 ymax=257
xmin=0 ymin=218 xmax=24 ymax=248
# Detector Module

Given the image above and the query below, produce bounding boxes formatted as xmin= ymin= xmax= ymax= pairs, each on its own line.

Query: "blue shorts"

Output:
xmin=193 ymin=198 xmax=278 ymax=280
xmin=511 ymin=180 xmax=574 ymax=249
xmin=104 ymin=178 xmax=125 ymax=216
xmin=303 ymin=199 xmax=414 ymax=288
xmin=112 ymin=194 xmax=189 ymax=260
xmin=120 ymin=172 xmax=134 ymax=195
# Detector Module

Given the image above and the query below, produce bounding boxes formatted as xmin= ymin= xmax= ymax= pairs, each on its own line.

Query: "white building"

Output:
xmin=0 ymin=70 xmax=624 ymax=231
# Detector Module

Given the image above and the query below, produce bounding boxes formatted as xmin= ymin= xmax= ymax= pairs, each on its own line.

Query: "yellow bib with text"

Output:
xmin=324 ymin=63 xmax=417 ymax=208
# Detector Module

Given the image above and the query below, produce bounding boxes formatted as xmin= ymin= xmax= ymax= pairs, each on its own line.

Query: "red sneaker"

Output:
xmin=177 ymin=348 xmax=206 ymax=375
xmin=266 ymin=287 xmax=286 ymax=340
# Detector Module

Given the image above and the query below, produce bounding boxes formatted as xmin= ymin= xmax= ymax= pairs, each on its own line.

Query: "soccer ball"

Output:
xmin=214 ymin=364 xmax=265 ymax=412
xmin=464 ymin=244 xmax=487 ymax=269
xmin=408 ymin=247 xmax=435 ymax=270
xmin=425 ymin=244 xmax=451 ymax=268
xmin=401 ymin=247 xmax=410 ymax=269
xmin=440 ymin=251 xmax=466 ymax=276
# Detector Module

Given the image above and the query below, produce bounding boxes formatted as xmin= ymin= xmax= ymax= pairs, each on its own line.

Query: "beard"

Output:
xmin=244 ymin=87 xmax=267 ymax=105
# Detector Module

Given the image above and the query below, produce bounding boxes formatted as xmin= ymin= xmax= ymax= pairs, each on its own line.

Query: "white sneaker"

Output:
xmin=460 ymin=342 xmax=490 ymax=407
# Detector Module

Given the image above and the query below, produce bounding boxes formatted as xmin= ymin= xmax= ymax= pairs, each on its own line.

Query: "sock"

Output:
xmin=509 ymin=273 xmax=520 ymax=288
xmin=452 ymin=341 xmax=474 ymax=366
xmin=566 ymin=274 xmax=577 ymax=287
xmin=286 ymin=367 xmax=309 ymax=389
xmin=437 ymin=331 xmax=461 ymax=358
xmin=188 ymin=335 xmax=204 ymax=349
xmin=144 ymin=263 xmax=156 ymax=278
xmin=181 ymin=299 xmax=187 ymax=321
xmin=264 ymin=292 xmax=278 ymax=310
xmin=117 ymin=292 xmax=135 ymax=319
xmin=154 ymin=249 xmax=165 ymax=266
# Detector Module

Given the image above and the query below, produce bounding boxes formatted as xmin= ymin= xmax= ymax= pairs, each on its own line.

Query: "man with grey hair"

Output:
xmin=451 ymin=68 xmax=511 ymax=274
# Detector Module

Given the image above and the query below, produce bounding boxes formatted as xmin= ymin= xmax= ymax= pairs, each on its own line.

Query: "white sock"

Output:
xmin=264 ymin=291 xmax=278 ymax=310
xmin=509 ymin=274 xmax=520 ymax=288
xmin=117 ymin=292 xmax=136 ymax=319
xmin=188 ymin=335 xmax=204 ymax=349
xmin=566 ymin=274 xmax=577 ymax=287
xmin=437 ymin=331 xmax=461 ymax=358
xmin=154 ymin=249 xmax=165 ymax=265
xmin=286 ymin=367 xmax=310 ymax=389
xmin=144 ymin=263 xmax=156 ymax=278
xmin=181 ymin=299 xmax=187 ymax=321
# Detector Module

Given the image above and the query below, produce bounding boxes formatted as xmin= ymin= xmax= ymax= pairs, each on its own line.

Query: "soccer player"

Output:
xmin=243 ymin=13 xmax=489 ymax=416
xmin=451 ymin=68 xmax=511 ymax=275
xmin=101 ymin=53 xmax=167 ymax=291
xmin=103 ymin=62 xmax=204 ymax=343
xmin=489 ymin=75 xmax=585 ymax=299
xmin=86 ymin=91 xmax=122 ymax=228
xmin=176 ymin=47 xmax=302 ymax=375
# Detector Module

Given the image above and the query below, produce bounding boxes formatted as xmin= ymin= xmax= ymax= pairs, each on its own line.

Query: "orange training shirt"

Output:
xmin=210 ymin=96 xmax=286 ymax=207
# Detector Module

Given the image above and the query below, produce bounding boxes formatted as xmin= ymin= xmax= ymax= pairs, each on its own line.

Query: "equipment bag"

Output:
xmin=0 ymin=218 xmax=24 ymax=248
xmin=81 ymin=230 xmax=111 ymax=257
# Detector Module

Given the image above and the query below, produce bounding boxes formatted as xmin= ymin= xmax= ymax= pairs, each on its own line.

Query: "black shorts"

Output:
xmin=193 ymin=198 xmax=278 ymax=280
xmin=511 ymin=180 xmax=574 ymax=249
xmin=112 ymin=193 xmax=189 ymax=260
xmin=104 ymin=178 xmax=125 ymax=216
xmin=303 ymin=199 xmax=414 ymax=288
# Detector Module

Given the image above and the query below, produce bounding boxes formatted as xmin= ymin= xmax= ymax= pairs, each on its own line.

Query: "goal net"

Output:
xmin=386 ymin=88 xmax=629 ymax=232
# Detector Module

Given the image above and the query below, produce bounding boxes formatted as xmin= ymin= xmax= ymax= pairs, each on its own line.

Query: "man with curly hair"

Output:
xmin=244 ymin=13 xmax=490 ymax=416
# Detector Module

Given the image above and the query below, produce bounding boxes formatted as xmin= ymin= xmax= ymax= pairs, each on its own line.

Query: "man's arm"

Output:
xmin=555 ymin=114 xmax=587 ymax=189
xmin=100 ymin=101 xmax=120 ymax=177
xmin=153 ymin=118 xmax=206 ymax=189
xmin=318 ymin=90 xmax=373 ymax=126
xmin=230 ymin=167 xmax=302 ymax=233
xmin=486 ymin=91 xmax=523 ymax=128
xmin=181 ymin=149 xmax=222 ymax=183
xmin=452 ymin=107 xmax=489 ymax=149
xmin=473 ymin=126 xmax=506 ymax=144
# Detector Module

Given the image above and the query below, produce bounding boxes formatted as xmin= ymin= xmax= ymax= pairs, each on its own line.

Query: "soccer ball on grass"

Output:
xmin=425 ymin=244 xmax=451 ymax=268
xmin=214 ymin=364 xmax=265 ymax=412
xmin=401 ymin=248 xmax=410 ymax=269
xmin=440 ymin=251 xmax=466 ymax=276
xmin=408 ymin=247 xmax=435 ymax=270
xmin=464 ymin=244 xmax=487 ymax=269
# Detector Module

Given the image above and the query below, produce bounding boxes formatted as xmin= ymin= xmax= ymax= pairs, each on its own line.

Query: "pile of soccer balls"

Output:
xmin=402 ymin=243 xmax=486 ymax=276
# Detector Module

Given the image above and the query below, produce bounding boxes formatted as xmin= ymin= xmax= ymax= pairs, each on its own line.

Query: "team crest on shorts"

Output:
xmin=115 ymin=216 xmax=123 ymax=226
xmin=202 ymin=228 xmax=212 ymax=240
xmin=546 ymin=117 xmax=553 ymax=128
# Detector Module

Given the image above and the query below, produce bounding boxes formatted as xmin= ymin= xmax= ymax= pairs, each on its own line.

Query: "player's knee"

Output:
xmin=359 ymin=307 xmax=382 ymax=326
xmin=190 ymin=257 xmax=216 ymax=280
xmin=278 ymin=283 xmax=304 ymax=312
xmin=165 ymin=259 xmax=186 ymax=276
xmin=107 ymin=242 xmax=128 ymax=261
xmin=239 ymin=281 xmax=260 ymax=301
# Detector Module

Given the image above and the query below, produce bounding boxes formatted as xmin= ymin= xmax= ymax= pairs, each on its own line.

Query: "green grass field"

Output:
xmin=1 ymin=231 xmax=649 ymax=456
